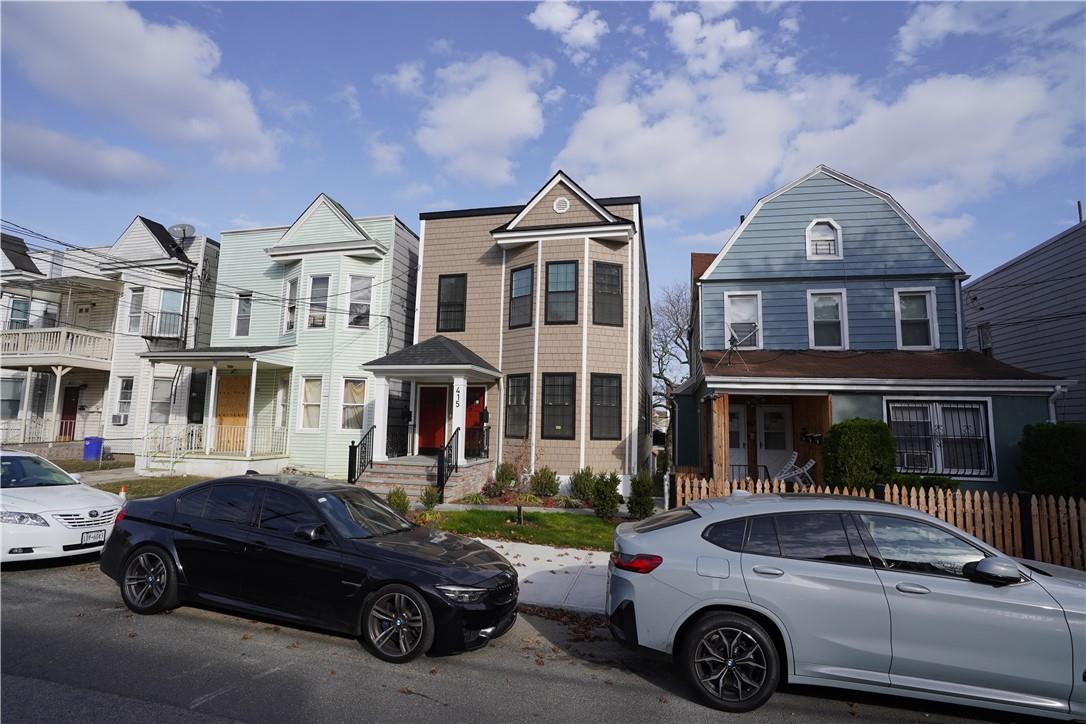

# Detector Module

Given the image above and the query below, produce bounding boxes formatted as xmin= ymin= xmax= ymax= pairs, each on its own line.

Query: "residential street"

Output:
xmin=2 ymin=556 xmax=1019 ymax=724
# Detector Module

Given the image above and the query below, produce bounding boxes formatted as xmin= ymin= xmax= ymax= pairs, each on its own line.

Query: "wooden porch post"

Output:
xmin=205 ymin=362 xmax=218 ymax=455
xmin=244 ymin=359 xmax=258 ymax=457
xmin=712 ymin=393 xmax=729 ymax=483
xmin=48 ymin=365 xmax=72 ymax=442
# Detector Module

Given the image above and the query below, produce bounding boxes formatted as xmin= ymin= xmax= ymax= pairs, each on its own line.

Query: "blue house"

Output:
xmin=674 ymin=165 xmax=1068 ymax=490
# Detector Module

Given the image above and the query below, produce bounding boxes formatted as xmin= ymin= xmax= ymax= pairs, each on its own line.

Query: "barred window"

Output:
xmin=504 ymin=375 xmax=529 ymax=439
xmin=541 ymin=373 xmax=575 ymax=439
xmin=593 ymin=262 xmax=622 ymax=326
xmin=590 ymin=374 xmax=621 ymax=439
xmin=806 ymin=220 xmax=841 ymax=258
xmin=887 ymin=400 xmax=992 ymax=478
xmin=509 ymin=266 xmax=533 ymax=329
xmin=437 ymin=274 xmax=467 ymax=332
xmin=545 ymin=261 xmax=578 ymax=324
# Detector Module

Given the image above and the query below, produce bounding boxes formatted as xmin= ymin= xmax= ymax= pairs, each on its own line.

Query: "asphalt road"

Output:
xmin=1 ymin=555 xmax=1023 ymax=724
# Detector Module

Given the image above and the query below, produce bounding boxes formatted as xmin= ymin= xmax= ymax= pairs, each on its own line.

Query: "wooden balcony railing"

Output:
xmin=0 ymin=327 xmax=113 ymax=361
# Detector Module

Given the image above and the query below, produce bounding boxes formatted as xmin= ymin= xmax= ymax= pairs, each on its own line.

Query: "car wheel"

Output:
xmin=680 ymin=612 xmax=779 ymax=712
xmin=360 ymin=584 xmax=435 ymax=663
xmin=121 ymin=546 xmax=179 ymax=615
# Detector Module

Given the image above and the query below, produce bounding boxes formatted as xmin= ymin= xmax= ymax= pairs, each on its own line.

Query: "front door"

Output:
xmin=216 ymin=376 xmax=250 ymax=453
xmin=59 ymin=387 xmax=80 ymax=441
xmin=728 ymin=408 xmax=746 ymax=478
xmin=465 ymin=386 xmax=486 ymax=458
xmin=756 ymin=405 xmax=792 ymax=478
xmin=74 ymin=304 xmax=92 ymax=330
xmin=417 ymin=387 xmax=448 ymax=453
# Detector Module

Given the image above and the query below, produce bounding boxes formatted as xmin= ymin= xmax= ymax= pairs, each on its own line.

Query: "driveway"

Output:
xmin=1 ymin=556 xmax=1016 ymax=723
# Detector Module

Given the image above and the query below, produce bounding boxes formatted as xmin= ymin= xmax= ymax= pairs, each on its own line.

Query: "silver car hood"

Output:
xmin=1017 ymin=558 xmax=1086 ymax=615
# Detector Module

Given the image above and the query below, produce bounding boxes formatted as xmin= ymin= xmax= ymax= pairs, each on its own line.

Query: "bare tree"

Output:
xmin=652 ymin=281 xmax=692 ymax=408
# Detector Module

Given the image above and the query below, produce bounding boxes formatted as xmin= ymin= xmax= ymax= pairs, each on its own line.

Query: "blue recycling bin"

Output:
xmin=83 ymin=436 xmax=103 ymax=462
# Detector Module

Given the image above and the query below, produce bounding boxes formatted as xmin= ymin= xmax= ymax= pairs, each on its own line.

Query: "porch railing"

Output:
xmin=347 ymin=425 xmax=377 ymax=484
xmin=142 ymin=311 xmax=183 ymax=339
xmin=0 ymin=327 xmax=112 ymax=361
xmin=146 ymin=423 xmax=288 ymax=456
xmin=436 ymin=427 xmax=460 ymax=503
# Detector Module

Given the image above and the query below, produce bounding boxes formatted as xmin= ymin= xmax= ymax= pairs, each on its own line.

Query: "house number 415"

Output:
xmin=454 ymin=387 xmax=462 ymax=409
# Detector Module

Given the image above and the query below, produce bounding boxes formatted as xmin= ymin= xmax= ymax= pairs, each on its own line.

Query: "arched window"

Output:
xmin=806 ymin=218 xmax=842 ymax=260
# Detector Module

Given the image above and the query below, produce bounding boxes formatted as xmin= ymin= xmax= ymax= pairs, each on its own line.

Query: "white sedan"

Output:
xmin=1 ymin=450 xmax=124 ymax=563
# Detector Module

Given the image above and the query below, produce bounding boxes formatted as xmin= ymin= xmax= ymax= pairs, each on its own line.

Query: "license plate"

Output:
xmin=81 ymin=530 xmax=106 ymax=545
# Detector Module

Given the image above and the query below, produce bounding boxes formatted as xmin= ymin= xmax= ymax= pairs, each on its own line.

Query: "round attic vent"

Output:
xmin=553 ymin=196 xmax=570 ymax=214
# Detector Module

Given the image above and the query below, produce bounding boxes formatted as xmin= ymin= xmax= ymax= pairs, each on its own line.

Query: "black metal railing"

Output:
xmin=142 ymin=310 xmax=183 ymax=338
xmin=386 ymin=423 xmax=413 ymax=458
xmin=436 ymin=427 xmax=460 ymax=503
xmin=465 ymin=425 xmax=489 ymax=460
xmin=347 ymin=425 xmax=376 ymax=484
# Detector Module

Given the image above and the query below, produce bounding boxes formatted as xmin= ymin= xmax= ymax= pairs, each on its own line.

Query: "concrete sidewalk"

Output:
xmin=75 ymin=467 xmax=136 ymax=486
xmin=476 ymin=538 xmax=609 ymax=614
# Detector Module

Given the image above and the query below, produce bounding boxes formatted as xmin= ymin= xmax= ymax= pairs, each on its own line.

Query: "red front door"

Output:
xmin=417 ymin=387 xmax=447 ymax=452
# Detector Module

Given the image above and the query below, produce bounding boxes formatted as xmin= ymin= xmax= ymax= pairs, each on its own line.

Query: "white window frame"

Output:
xmin=306 ymin=275 xmax=330 ymax=329
xmin=805 ymin=218 xmax=843 ymax=260
xmin=338 ymin=377 xmax=368 ymax=432
xmin=883 ymin=396 xmax=997 ymax=481
xmin=806 ymin=289 xmax=849 ymax=350
xmin=724 ymin=290 xmax=762 ymax=350
xmin=894 ymin=287 xmax=939 ymax=351
xmin=297 ymin=375 xmax=324 ymax=431
xmin=8 ymin=297 xmax=30 ymax=330
xmin=283 ymin=277 xmax=298 ymax=333
xmin=128 ymin=288 xmax=144 ymax=334
xmin=149 ymin=377 xmax=173 ymax=424
xmin=116 ymin=377 xmax=134 ymax=415
xmin=232 ymin=292 xmax=252 ymax=338
xmin=344 ymin=274 xmax=373 ymax=330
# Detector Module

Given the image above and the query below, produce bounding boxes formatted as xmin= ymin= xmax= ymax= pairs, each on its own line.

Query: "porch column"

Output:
xmin=48 ymin=366 xmax=72 ymax=442
xmin=142 ymin=362 xmax=156 ymax=450
xmin=244 ymin=359 xmax=258 ymax=457
xmin=452 ymin=375 xmax=467 ymax=465
xmin=19 ymin=366 xmax=32 ymax=443
xmin=711 ymin=393 xmax=729 ymax=483
xmin=205 ymin=362 xmax=218 ymax=455
xmin=371 ymin=376 xmax=389 ymax=462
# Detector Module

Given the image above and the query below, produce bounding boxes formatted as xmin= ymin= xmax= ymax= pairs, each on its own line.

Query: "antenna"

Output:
xmin=711 ymin=324 xmax=757 ymax=372
xmin=168 ymin=223 xmax=196 ymax=241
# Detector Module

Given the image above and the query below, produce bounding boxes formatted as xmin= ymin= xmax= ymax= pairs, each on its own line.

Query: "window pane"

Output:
xmin=438 ymin=275 xmax=466 ymax=332
xmin=939 ymin=403 xmax=989 ymax=475
xmin=349 ymin=276 xmax=372 ymax=327
xmin=813 ymin=293 xmax=843 ymax=347
xmin=812 ymin=294 xmax=840 ymax=321
xmin=542 ymin=374 xmax=575 ymax=439
xmin=117 ymin=378 xmax=134 ymax=415
xmin=899 ymin=294 xmax=929 ymax=320
xmin=150 ymin=378 xmax=172 ymax=424
xmin=128 ymin=290 xmax=144 ymax=333
xmin=309 ymin=276 xmax=329 ymax=328
xmin=591 ymin=374 xmax=621 ymax=439
xmin=285 ymin=279 xmax=298 ymax=331
xmin=809 ymin=222 xmax=839 ymax=256
xmin=813 ymin=322 xmax=841 ymax=347
xmin=302 ymin=378 xmax=322 ymax=429
xmin=858 ymin=514 xmax=985 ymax=578
xmin=204 ymin=485 xmax=256 ymax=525
xmin=509 ymin=266 xmax=533 ymax=328
xmin=176 ymin=488 xmax=210 ymax=518
xmin=762 ymin=410 xmax=787 ymax=450
xmin=505 ymin=376 xmax=529 ymax=438
xmin=341 ymin=379 xmax=366 ymax=429
xmin=728 ymin=294 xmax=758 ymax=346
xmin=745 ymin=516 xmax=780 ymax=557
xmin=303 ymin=378 xmax=321 ymax=403
xmin=235 ymin=295 xmax=251 ymax=336
xmin=0 ymin=378 xmax=22 ymax=419
xmin=593 ymin=263 xmax=622 ymax=326
xmin=889 ymin=403 xmax=934 ymax=472
xmin=775 ymin=513 xmax=860 ymax=564
xmin=546 ymin=262 xmax=577 ymax=324
xmin=901 ymin=320 xmax=931 ymax=347
xmin=259 ymin=489 xmax=321 ymax=535
xmin=705 ymin=518 xmax=745 ymax=552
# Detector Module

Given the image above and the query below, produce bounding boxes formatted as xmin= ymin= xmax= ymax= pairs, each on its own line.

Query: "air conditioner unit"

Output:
xmin=900 ymin=451 xmax=932 ymax=470
xmin=112 ymin=414 xmax=129 ymax=426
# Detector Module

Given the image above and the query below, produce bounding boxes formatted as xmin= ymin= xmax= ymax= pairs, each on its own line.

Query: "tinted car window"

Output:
xmin=204 ymin=485 xmax=257 ymax=525
xmin=858 ymin=514 xmax=985 ymax=578
xmin=704 ymin=518 xmax=746 ymax=552
xmin=634 ymin=506 xmax=701 ymax=533
xmin=176 ymin=487 xmax=211 ymax=517
xmin=259 ymin=489 xmax=321 ymax=535
xmin=315 ymin=487 xmax=413 ymax=539
xmin=775 ymin=512 xmax=861 ymax=565
xmin=745 ymin=516 xmax=780 ymax=557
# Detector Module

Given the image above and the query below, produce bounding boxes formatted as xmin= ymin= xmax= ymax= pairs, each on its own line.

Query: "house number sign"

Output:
xmin=454 ymin=387 xmax=462 ymax=409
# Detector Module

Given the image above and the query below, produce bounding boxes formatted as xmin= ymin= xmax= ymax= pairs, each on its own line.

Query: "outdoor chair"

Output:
xmin=778 ymin=458 xmax=816 ymax=487
xmin=770 ymin=451 xmax=798 ymax=480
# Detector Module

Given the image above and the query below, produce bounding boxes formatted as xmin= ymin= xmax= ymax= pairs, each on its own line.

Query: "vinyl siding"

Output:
xmin=519 ymin=182 xmax=608 ymax=228
xmin=278 ymin=200 xmax=365 ymax=246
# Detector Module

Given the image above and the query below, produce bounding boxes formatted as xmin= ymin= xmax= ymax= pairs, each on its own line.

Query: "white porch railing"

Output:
xmin=0 ymin=416 xmax=105 ymax=444
xmin=0 ymin=327 xmax=113 ymax=361
xmin=146 ymin=423 xmax=288 ymax=457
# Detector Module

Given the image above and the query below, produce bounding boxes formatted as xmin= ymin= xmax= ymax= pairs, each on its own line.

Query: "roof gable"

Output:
xmin=506 ymin=171 xmax=618 ymax=231
xmin=274 ymin=194 xmax=372 ymax=248
xmin=107 ymin=216 xmax=188 ymax=264
xmin=1 ymin=233 xmax=44 ymax=276
xmin=364 ymin=335 xmax=499 ymax=372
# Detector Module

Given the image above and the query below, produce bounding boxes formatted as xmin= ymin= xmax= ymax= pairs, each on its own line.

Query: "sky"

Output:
xmin=2 ymin=1 xmax=1084 ymax=295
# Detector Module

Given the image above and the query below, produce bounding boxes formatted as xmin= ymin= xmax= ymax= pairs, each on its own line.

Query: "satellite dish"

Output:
xmin=169 ymin=223 xmax=196 ymax=240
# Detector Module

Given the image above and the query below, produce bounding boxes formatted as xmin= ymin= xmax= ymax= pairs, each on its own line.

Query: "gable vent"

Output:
xmin=553 ymin=196 xmax=570 ymax=214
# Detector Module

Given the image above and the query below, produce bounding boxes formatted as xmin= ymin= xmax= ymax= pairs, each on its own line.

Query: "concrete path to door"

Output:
xmin=77 ymin=467 xmax=136 ymax=486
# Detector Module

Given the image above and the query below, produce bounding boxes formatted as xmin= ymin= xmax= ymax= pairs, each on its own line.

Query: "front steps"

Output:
xmin=355 ymin=458 xmax=492 ymax=502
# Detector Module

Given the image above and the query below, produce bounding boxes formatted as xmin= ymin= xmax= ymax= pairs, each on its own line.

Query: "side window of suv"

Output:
xmin=775 ymin=512 xmax=868 ymax=565
xmin=203 ymin=484 xmax=257 ymax=525
xmin=744 ymin=516 xmax=781 ymax=557
xmin=703 ymin=518 xmax=746 ymax=551
xmin=857 ymin=514 xmax=985 ymax=578
xmin=259 ymin=489 xmax=322 ymax=536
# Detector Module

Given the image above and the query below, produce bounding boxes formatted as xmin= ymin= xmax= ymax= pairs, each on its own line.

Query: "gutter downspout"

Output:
xmin=1047 ymin=385 xmax=1067 ymax=423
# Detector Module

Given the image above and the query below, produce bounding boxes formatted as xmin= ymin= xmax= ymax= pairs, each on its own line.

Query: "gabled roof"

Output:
xmin=137 ymin=216 xmax=191 ymax=263
xmin=364 ymin=335 xmax=500 ymax=374
xmin=273 ymin=193 xmax=373 ymax=248
xmin=504 ymin=170 xmax=619 ymax=231
xmin=1 ymin=233 xmax=44 ymax=275
xmin=699 ymin=165 xmax=965 ymax=281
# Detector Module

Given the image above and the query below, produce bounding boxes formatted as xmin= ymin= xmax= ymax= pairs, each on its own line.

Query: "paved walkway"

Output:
xmin=76 ymin=467 xmax=135 ymax=486
xmin=477 ymin=538 xmax=609 ymax=614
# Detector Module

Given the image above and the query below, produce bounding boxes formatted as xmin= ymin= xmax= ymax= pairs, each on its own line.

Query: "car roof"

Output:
xmin=201 ymin=473 xmax=359 ymax=496
xmin=687 ymin=493 xmax=907 ymax=519
xmin=0 ymin=449 xmax=39 ymax=459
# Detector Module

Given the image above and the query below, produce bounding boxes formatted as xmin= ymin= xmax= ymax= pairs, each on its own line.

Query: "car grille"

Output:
xmin=52 ymin=509 xmax=117 ymax=529
xmin=490 ymin=575 xmax=518 ymax=605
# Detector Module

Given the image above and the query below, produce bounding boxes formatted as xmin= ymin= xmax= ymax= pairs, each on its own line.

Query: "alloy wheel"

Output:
xmin=693 ymin=627 xmax=768 ymax=702
xmin=124 ymin=551 xmax=168 ymax=609
xmin=366 ymin=592 xmax=425 ymax=657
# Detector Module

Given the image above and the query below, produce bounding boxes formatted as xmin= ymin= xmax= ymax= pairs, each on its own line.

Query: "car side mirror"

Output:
xmin=294 ymin=524 xmax=327 ymax=543
xmin=968 ymin=557 xmax=1022 ymax=585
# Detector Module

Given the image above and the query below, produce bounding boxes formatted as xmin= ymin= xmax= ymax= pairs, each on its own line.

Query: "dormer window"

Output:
xmin=806 ymin=218 xmax=842 ymax=260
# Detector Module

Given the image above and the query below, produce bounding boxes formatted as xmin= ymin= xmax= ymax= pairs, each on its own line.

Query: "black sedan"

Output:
xmin=99 ymin=474 xmax=518 ymax=662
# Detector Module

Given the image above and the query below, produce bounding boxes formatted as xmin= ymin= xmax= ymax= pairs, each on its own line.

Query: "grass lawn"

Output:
xmin=425 ymin=509 xmax=617 ymax=551
xmin=58 ymin=456 xmax=135 ymax=473
xmin=97 ymin=476 xmax=206 ymax=499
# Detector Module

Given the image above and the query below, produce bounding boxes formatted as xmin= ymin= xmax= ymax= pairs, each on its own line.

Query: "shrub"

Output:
xmin=495 ymin=462 xmax=518 ymax=486
xmin=822 ymin=418 xmax=896 ymax=489
xmin=458 ymin=492 xmax=487 ymax=505
xmin=515 ymin=492 xmax=542 ymax=506
xmin=551 ymin=495 xmax=582 ymax=509
xmin=627 ymin=471 xmax=656 ymax=519
xmin=529 ymin=466 xmax=560 ymax=497
xmin=481 ymin=477 xmax=505 ymax=499
xmin=889 ymin=473 xmax=959 ymax=491
xmin=593 ymin=472 xmax=624 ymax=519
xmin=386 ymin=487 xmax=410 ymax=517
xmin=1019 ymin=423 xmax=1086 ymax=496
xmin=570 ymin=467 xmax=596 ymax=503
xmin=420 ymin=486 xmax=441 ymax=510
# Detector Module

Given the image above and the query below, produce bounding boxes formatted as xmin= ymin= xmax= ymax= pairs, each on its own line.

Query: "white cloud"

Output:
xmin=430 ymin=38 xmax=453 ymax=55
xmin=2 ymin=2 xmax=277 ymax=170
xmin=401 ymin=181 xmax=433 ymax=198
xmin=2 ymin=122 xmax=167 ymax=191
xmin=376 ymin=61 xmax=425 ymax=95
xmin=774 ymin=56 xmax=796 ymax=75
xmin=331 ymin=84 xmax=361 ymax=119
xmin=677 ymin=226 xmax=735 ymax=248
xmin=260 ymin=89 xmax=313 ymax=122
xmin=650 ymin=2 xmax=760 ymax=76
xmin=778 ymin=16 xmax=799 ymax=35
xmin=417 ymin=54 xmax=550 ymax=185
xmin=544 ymin=86 xmax=568 ymax=104
xmin=528 ymin=0 xmax=609 ymax=64
xmin=368 ymin=136 xmax=404 ymax=176
xmin=698 ymin=2 xmax=736 ymax=21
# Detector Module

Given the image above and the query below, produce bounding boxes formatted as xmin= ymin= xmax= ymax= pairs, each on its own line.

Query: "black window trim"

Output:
xmin=504 ymin=373 xmax=530 ymax=440
xmin=437 ymin=273 xmax=467 ymax=333
xmin=508 ymin=264 xmax=534 ymax=330
xmin=544 ymin=260 xmax=579 ymax=326
xmin=541 ymin=372 xmax=576 ymax=440
xmin=589 ymin=372 xmax=622 ymax=440
xmin=592 ymin=260 xmax=624 ymax=327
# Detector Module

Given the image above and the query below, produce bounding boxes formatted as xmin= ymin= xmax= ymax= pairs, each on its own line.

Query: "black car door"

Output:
xmin=244 ymin=487 xmax=349 ymax=629
xmin=172 ymin=483 xmax=258 ymax=605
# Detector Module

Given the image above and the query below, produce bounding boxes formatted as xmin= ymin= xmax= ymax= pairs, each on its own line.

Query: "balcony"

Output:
xmin=0 ymin=327 xmax=113 ymax=370
xmin=141 ymin=310 xmax=183 ymax=340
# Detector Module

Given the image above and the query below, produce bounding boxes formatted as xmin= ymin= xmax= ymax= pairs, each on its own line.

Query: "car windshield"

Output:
xmin=1 ymin=455 xmax=78 ymax=488
xmin=314 ymin=487 xmax=413 ymax=539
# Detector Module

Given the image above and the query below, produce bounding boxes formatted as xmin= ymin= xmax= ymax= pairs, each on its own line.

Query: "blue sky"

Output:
xmin=2 ymin=1 xmax=1083 ymax=293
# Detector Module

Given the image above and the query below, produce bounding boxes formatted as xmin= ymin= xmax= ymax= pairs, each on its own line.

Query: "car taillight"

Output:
xmin=114 ymin=508 xmax=126 ymax=524
xmin=611 ymin=552 xmax=663 ymax=574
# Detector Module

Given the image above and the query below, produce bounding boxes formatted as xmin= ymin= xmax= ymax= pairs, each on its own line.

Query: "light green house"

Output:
xmin=135 ymin=194 xmax=418 ymax=477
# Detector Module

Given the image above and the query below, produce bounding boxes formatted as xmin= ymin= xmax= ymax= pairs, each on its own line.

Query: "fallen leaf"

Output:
xmin=399 ymin=687 xmax=413 ymax=695
xmin=127 ymin=632 xmax=137 ymax=639
xmin=287 ymin=641 xmax=299 ymax=649
xmin=241 ymin=633 xmax=251 ymax=641
xmin=430 ymin=668 xmax=438 ymax=676
xmin=330 ymin=669 xmax=336 ymax=676
xmin=658 ymin=697 xmax=668 ymax=704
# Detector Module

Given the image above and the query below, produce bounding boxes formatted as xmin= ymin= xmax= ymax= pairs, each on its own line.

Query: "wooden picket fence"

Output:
xmin=674 ymin=475 xmax=1085 ymax=571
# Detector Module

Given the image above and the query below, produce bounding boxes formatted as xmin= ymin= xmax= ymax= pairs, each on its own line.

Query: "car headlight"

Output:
xmin=435 ymin=585 xmax=488 ymax=603
xmin=0 ymin=511 xmax=49 ymax=526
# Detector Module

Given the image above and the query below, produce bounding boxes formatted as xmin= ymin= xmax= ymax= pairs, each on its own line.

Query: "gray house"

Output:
xmin=963 ymin=220 xmax=1084 ymax=422
xmin=673 ymin=165 xmax=1069 ymax=491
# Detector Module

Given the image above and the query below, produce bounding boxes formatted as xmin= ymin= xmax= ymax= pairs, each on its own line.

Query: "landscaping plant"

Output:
xmin=627 ymin=471 xmax=656 ymax=519
xmin=529 ymin=465 xmax=560 ymax=497
xmin=458 ymin=492 xmax=487 ymax=505
xmin=1018 ymin=422 xmax=1086 ymax=497
xmin=570 ymin=466 xmax=596 ymax=504
xmin=386 ymin=487 xmax=410 ymax=517
xmin=420 ymin=485 xmax=441 ymax=510
xmin=495 ymin=461 xmax=518 ymax=487
xmin=822 ymin=418 xmax=896 ymax=489
xmin=481 ymin=477 xmax=505 ymax=499
xmin=593 ymin=472 xmax=623 ymax=519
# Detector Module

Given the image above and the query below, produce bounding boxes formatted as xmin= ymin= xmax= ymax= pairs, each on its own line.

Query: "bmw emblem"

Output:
xmin=88 ymin=510 xmax=100 ymax=519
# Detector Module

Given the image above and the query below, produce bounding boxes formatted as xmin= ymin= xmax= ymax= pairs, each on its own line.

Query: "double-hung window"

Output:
xmin=808 ymin=291 xmax=847 ymax=349
xmin=347 ymin=276 xmax=372 ymax=328
xmin=128 ymin=288 xmax=144 ymax=333
xmin=0 ymin=378 xmax=22 ymax=418
xmin=545 ymin=261 xmax=578 ymax=324
xmin=886 ymin=399 xmax=993 ymax=478
xmin=159 ymin=289 xmax=183 ymax=337
xmin=593 ymin=262 xmax=622 ymax=326
xmin=504 ymin=375 xmax=529 ymax=438
xmin=977 ymin=322 xmax=992 ymax=356
xmin=341 ymin=378 xmax=366 ymax=430
xmin=725 ymin=292 xmax=761 ymax=349
xmin=234 ymin=292 xmax=252 ymax=337
xmin=150 ymin=378 xmax=172 ymax=424
xmin=895 ymin=288 xmax=937 ymax=349
xmin=437 ymin=274 xmax=466 ymax=332
xmin=8 ymin=298 xmax=29 ymax=330
xmin=308 ymin=276 xmax=329 ymax=329
xmin=284 ymin=278 xmax=298 ymax=332
xmin=300 ymin=376 xmax=323 ymax=429
xmin=116 ymin=378 xmax=134 ymax=416
xmin=508 ymin=266 xmax=533 ymax=329
xmin=590 ymin=374 xmax=621 ymax=440
xmin=541 ymin=373 xmax=575 ymax=439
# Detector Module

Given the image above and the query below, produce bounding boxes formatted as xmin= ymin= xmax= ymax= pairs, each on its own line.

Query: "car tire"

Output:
xmin=680 ymin=611 xmax=780 ymax=713
xmin=360 ymin=584 xmax=435 ymax=663
xmin=120 ymin=545 xmax=179 ymax=615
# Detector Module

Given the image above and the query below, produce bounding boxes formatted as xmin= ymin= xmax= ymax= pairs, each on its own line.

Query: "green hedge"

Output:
xmin=1019 ymin=423 xmax=1086 ymax=497
xmin=822 ymin=418 xmax=896 ymax=489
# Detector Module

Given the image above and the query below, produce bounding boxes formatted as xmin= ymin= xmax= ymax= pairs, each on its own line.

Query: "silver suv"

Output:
xmin=607 ymin=493 xmax=1084 ymax=720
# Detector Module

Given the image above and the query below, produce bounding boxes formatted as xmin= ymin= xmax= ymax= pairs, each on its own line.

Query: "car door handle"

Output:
xmin=752 ymin=565 xmax=784 ymax=577
xmin=896 ymin=582 xmax=931 ymax=595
